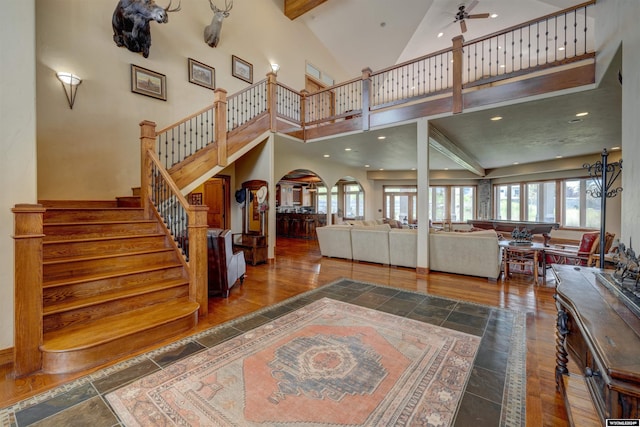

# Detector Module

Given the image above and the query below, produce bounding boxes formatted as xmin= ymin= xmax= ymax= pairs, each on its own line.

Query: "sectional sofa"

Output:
xmin=316 ymin=224 xmax=501 ymax=280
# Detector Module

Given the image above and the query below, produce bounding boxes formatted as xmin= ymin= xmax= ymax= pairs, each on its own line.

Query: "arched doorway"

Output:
xmin=275 ymin=169 xmax=327 ymax=239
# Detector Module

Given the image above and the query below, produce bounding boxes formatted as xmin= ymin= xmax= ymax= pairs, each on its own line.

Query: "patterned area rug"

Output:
xmin=106 ymin=298 xmax=481 ymax=426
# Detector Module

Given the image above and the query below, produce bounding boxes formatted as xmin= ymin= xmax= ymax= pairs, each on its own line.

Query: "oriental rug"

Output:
xmin=106 ymin=298 xmax=481 ymax=426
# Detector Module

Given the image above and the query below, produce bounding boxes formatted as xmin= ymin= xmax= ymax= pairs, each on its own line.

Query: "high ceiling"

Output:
xmin=280 ymin=0 xmax=621 ymax=177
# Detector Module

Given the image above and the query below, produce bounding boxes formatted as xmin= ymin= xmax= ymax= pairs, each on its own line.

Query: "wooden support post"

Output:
xmin=139 ymin=120 xmax=157 ymax=219
xmin=267 ymin=72 xmax=278 ymax=132
xmin=12 ymin=204 xmax=45 ymax=377
xmin=214 ymin=88 xmax=228 ymax=167
xmin=300 ymin=89 xmax=308 ymax=140
xmin=361 ymin=67 xmax=372 ymax=131
xmin=188 ymin=205 xmax=209 ymax=317
xmin=452 ymin=35 xmax=464 ymax=114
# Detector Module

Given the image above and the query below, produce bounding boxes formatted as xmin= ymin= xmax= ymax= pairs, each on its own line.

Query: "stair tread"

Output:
xmin=44 ymin=233 xmax=166 ymax=245
xmin=43 ymin=261 xmax=184 ymax=288
xmin=43 ymin=277 xmax=190 ymax=315
xmin=43 ymin=247 xmax=175 ymax=265
xmin=44 ymin=219 xmax=158 ymax=226
xmin=42 ymin=300 xmax=199 ymax=352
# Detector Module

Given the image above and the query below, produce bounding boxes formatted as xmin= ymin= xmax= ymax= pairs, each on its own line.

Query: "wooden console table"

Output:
xmin=553 ymin=264 xmax=640 ymax=425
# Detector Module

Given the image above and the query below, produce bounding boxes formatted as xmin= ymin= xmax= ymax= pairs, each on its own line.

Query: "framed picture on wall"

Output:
xmin=232 ymin=55 xmax=253 ymax=84
xmin=131 ymin=64 xmax=166 ymax=101
xmin=188 ymin=58 xmax=215 ymax=90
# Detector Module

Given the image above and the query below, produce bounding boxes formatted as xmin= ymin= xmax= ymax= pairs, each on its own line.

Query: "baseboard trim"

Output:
xmin=0 ymin=347 xmax=13 ymax=367
xmin=416 ymin=267 xmax=429 ymax=275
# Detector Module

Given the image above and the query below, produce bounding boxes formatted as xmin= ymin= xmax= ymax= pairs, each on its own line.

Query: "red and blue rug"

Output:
xmin=106 ymin=298 xmax=480 ymax=426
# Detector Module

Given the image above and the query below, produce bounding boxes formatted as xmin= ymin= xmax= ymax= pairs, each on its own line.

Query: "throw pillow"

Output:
xmin=578 ymin=232 xmax=599 ymax=254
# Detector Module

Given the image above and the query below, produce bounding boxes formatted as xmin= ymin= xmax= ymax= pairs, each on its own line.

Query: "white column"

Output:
xmin=416 ymin=118 xmax=430 ymax=272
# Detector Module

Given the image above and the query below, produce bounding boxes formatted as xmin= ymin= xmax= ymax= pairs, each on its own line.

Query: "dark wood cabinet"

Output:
xmin=554 ymin=265 xmax=640 ymax=425
xmin=276 ymin=213 xmax=326 ymax=239
xmin=233 ymin=234 xmax=267 ymax=266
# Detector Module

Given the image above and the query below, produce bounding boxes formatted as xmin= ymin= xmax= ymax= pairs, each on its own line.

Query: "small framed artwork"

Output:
xmin=188 ymin=58 xmax=215 ymax=90
xmin=190 ymin=193 xmax=203 ymax=205
xmin=232 ymin=55 xmax=253 ymax=84
xmin=131 ymin=64 xmax=166 ymax=101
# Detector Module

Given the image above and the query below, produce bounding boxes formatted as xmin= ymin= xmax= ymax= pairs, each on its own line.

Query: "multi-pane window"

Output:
xmin=317 ymin=186 xmax=328 ymax=214
xmin=424 ymin=186 xmax=476 ymax=222
xmin=344 ymin=184 xmax=363 ymax=218
xmin=383 ymin=186 xmax=417 ymax=224
xmin=494 ymin=178 xmax=601 ymax=228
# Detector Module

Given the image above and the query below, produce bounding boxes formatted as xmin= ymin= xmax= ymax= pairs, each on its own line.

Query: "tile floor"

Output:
xmin=1 ymin=279 xmax=525 ymax=427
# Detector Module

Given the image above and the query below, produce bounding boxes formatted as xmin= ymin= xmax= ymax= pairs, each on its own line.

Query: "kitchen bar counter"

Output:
xmin=276 ymin=213 xmax=327 ymax=239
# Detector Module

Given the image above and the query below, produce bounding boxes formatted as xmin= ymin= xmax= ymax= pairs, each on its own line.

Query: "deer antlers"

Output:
xmin=209 ymin=0 xmax=232 ymax=14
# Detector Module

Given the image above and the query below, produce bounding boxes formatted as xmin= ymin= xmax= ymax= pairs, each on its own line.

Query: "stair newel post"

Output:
xmin=361 ymin=67 xmax=372 ymax=131
xmin=187 ymin=205 xmax=209 ymax=317
xmin=452 ymin=35 xmax=464 ymax=114
xmin=139 ymin=120 xmax=157 ymax=219
xmin=12 ymin=203 xmax=46 ymax=377
xmin=214 ymin=88 xmax=228 ymax=168
xmin=267 ymin=72 xmax=278 ymax=132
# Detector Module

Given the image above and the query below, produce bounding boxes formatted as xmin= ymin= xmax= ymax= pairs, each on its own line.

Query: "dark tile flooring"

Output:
xmin=1 ymin=279 xmax=525 ymax=427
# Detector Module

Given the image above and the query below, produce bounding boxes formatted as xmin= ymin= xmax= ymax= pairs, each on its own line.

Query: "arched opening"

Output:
xmin=275 ymin=169 xmax=327 ymax=239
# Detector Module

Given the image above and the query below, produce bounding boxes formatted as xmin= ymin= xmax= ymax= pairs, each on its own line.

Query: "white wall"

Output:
xmin=35 ymin=0 xmax=350 ymax=200
xmin=1 ymin=1 xmax=37 ymax=350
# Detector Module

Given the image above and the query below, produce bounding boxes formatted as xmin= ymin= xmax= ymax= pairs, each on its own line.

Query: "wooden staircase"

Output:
xmin=38 ymin=199 xmax=199 ymax=374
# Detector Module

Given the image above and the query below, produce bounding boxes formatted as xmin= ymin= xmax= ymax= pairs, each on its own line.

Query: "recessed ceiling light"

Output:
xmin=323 ymin=154 xmax=330 ymax=158
xmin=611 ymin=146 xmax=621 ymax=150
xmin=490 ymin=116 xmax=503 ymax=121
xmin=444 ymin=167 xmax=449 ymax=170
xmin=576 ymin=112 xmax=589 ymax=117
xmin=499 ymin=64 xmax=505 ymax=68
xmin=344 ymin=147 xmax=352 ymax=151
xmin=379 ymin=168 xmax=384 ymax=171
xmin=437 ymin=32 xmax=444 ymax=38
xmin=364 ymin=164 xmax=370 ymax=168
xmin=558 ymin=46 xmax=565 ymax=51
xmin=556 ymin=155 xmax=563 ymax=159
xmin=377 ymin=136 xmax=386 ymax=140
xmin=490 ymin=13 xmax=498 ymax=18
xmin=513 ymin=162 xmax=519 ymax=165
xmin=411 ymin=168 xmax=416 ymax=171
xmin=380 ymin=22 xmax=386 ymax=28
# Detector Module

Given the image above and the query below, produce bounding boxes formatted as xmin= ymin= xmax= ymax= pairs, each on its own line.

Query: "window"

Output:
xmin=493 ymin=178 xmax=601 ymax=228
xmin=428 ymin=187 xmax=446 ymax=221
xmin=306 ymin=62 xmax=334 ymax=86
xmin=383 ymin=186 xmax=417 ymax=224
xmin=450 ymin=186 xmax=475 ymax=222
xmin=343 ymin=184 xmax=363 ymax=218
xmin=317 ymin=186 xmax=328 ymax=214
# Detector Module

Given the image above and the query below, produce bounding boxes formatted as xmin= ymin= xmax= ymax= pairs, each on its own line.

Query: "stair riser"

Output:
xmin=44 ymin=235 xmax=170 ymax=260
xmin=41 ymin=309 xmax=197 ymax=374
xmin=43 ymin=286 xmax=190 ymax=334
xmin=43 ymin=267 xmax=187 ymax=306
xmin=44 ymin=251 xmax=180 ymax=282
xmin=44 ymin=209 xmax=145 ymax=223
xmin=44 ymin=222 xmax=161 ymax=241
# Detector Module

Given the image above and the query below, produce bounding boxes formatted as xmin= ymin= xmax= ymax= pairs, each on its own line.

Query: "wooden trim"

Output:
xmin=214 ymin=88 xmax=228 ymax=167
xmin=284 ymin=0 xmax=327 ymax=20
xmin=0 ymin=347 xmax=13 ymax=367
xmin=416 ymin=267 xmax=429 ymax=275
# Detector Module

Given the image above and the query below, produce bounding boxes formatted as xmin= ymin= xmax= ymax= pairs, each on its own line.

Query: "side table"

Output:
xmin=233 ymin=233 xmax=268 ymax=266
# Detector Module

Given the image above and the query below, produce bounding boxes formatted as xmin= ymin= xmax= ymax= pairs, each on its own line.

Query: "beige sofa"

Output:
xmin=316 ymin=224 xmax=501 ymax=279
xmin=428 ymin=230 xmax=501 ymax=280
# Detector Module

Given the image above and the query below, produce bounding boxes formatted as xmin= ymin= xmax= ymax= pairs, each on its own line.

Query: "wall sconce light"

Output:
xmin=56 ymin=72 xmax=82 ymax=109
xmin=270 ymin=63 xmax=280 ymax=75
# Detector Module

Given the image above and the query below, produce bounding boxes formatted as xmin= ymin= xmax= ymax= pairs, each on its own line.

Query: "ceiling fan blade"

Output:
xmin=466 ymin=0 xmax=479 ymax=13
xmin=468 ymin=13 xmax=490 ymax=19
xmin=460 ymin=20 xmax=467 ymax=33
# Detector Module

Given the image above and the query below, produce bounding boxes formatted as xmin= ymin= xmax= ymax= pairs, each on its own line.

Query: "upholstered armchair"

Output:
xmin=207 ymin=229 xmax=246 ymax=298
xmin=545 ymin=232 xmax=615 ymax=267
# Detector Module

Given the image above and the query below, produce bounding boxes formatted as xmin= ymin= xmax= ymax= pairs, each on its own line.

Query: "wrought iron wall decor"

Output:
xmin=583 ymin=148 xmax=623 ymax=268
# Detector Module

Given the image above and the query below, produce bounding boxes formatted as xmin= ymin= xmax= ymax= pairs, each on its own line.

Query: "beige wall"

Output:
xmin=35 ymin=0 xmax=350 ymax=200
xmin=1 ymin=1 xmax=37 ymax=350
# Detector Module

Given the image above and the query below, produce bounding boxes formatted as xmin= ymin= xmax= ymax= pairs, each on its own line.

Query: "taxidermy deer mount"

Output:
xmin=112 ymin=0 xmax=181 ymax=58
xmin=204 ymin=0 xmax=233 ymax=47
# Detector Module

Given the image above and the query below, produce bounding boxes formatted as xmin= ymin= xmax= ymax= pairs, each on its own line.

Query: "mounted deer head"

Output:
xmin=112 ymin=0 xmax=182 ymax=58
xmin=204 ymin=0 xmax=233 ymax=48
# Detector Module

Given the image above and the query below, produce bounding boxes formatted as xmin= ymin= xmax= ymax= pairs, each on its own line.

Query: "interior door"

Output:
xmin=204 ymin=176 xmax=230 ymax=229
xmin=305 ymin=76 xmax=335 ymax=122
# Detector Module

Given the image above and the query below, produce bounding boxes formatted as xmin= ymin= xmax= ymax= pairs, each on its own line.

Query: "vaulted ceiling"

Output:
xmin=279 ymin=0 xmax=621 ymax=177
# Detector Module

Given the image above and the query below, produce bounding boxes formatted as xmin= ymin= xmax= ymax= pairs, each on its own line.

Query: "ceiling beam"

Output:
xmin=429 ymin=124 xmax=485 ymax=176
xmin=284 ymin=0 xmax=327 ymax=20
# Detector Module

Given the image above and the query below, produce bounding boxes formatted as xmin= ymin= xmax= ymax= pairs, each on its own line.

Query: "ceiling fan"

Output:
xmin=453 ymin=0 xmax=491 ymax=33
